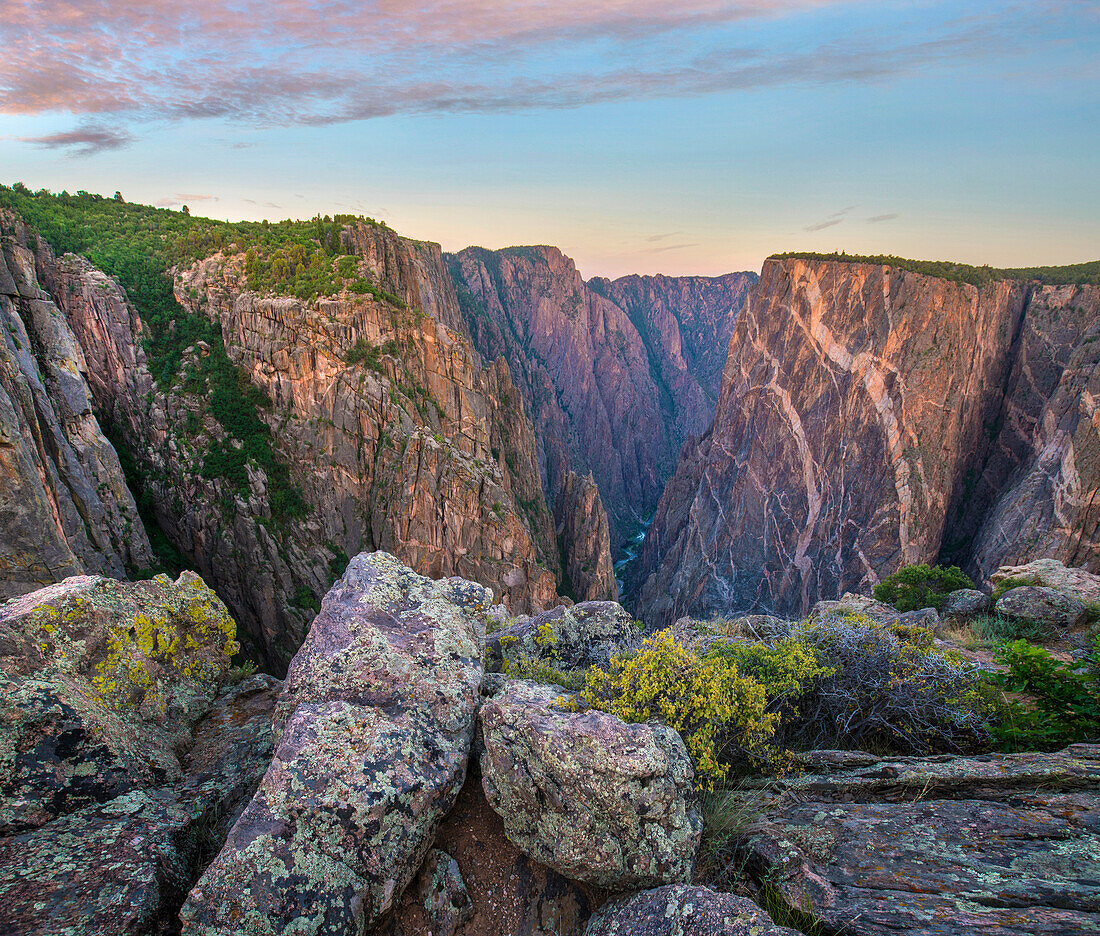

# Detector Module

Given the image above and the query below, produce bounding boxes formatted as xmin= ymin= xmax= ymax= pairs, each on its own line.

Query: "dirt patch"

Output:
xmin=377 ymin=776 xmax=606 ymax=936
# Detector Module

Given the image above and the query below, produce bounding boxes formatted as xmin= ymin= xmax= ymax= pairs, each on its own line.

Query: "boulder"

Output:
xmin=893 ymin=607 xmax=939 ymax=629
xmin=995 ymin=585 xmax=1089 ymax=629
xmin=0 ymin=572 xmax=278 ymax=936
xmin=181 ymin=552 xmax=490 ymax=936
xmin=0 ymin=572 xmax=239 ymax=833
xmin=480 ymin=679 xmax=700 ymax=889
xmin=0 ymin=789 xmax=197 ymax=936
xmin=992 ymin=558 xmax=1100 ymax=602
xmin=808 ymin=593 xmax=900 ymax=625
xmin=585 ymin=885 xmax=802 ymax=936
xmin=488 ymin=600 xmax=640 ymax=672
xmin=940 ymin=588 xmax=991 ymax=617
xmin=734 ymin=744 xmax=1100 ymax=936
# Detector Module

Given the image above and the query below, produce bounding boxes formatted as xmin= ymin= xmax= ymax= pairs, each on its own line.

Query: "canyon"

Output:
xmin=449 ymin=246 xmax=755 ymax=551
xmin=634 ymin=256 xmax=1100 ymax=627
xmin=2 ymin=190 xmax=1099 ymax=936
xmin=5 ymin=191 xmax=1100 ymax=650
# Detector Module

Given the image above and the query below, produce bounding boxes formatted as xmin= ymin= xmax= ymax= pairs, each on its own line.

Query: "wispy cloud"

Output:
xmin=868 ymin=212 xmax=899 ymax=223
xmin=0 ymin=1 xmax=1081 ymax=149
xmin=18 ymin=122 xmax=132 ymax=155
xmin=805 ymin=218 xmax=844 ymax=231
xmin=645 ymin=242 xmax=701 ymax=252
xmin=155 ymin=193 xmax=219 ymax=208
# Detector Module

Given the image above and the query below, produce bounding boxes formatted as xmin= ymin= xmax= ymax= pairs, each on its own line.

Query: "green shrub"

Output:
xmin=579 ymin=629 xmax=776 ymax=787
xmin=873 ymin=563 xmax=973 ymax=612
xmin=990 ymin=635 xmax=1100 ymax=749
xmin=969 ymin=613 xmax=1046 ymax=645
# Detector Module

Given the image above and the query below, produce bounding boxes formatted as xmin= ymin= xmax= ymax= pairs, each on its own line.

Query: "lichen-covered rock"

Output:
xmin=940 ymin=588 xmax=992 ymax=617
xmin=995 ymin=585 xmax=1089 ymax=629
xmin=0 ymin=642 xmax=279 ymax=936
xmin=0 ymin=674 xmax=278 ymax=936
xmin=734 ymin=745 xmax=1100 ymax=936
xmin=808 ymin=593 xmax=900 ymax=625
xmin=181 ymin=552 xmax=489 ymax=936
xmin=0 ymin=573 xmax=239 ymax=832
xmin=0 ymin=788 xmax=195 ymax=936
xmin=480 ymin=679 xmax=700 ymax=889
xmin=585 ymin=885 xmax=802 ymax=936
xmin=414 ymin=849 xmax=473 ymax=936
xmin=991 ymin=558 xmax=1100 ymax=601
xmin=488 ymin=601 xmax=640 ymax=673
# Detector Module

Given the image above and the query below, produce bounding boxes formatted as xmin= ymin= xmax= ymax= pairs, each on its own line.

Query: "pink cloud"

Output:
xmin=0 ymin=0 xmax=1071 ymax=148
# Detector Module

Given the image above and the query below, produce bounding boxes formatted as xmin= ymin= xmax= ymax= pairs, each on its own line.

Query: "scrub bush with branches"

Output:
xmin=785 ymin=612 xmax=993 ymax=753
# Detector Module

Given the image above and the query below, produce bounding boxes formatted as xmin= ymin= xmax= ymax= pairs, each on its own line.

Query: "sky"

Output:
xmin=0 ymin=0 xmax=1098 ymax=278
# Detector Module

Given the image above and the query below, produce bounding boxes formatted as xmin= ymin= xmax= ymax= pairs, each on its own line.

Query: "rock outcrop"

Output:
xmin=0 ymin=574 xmax=278 ymax=936
xmin=182 ymin=552 xmax=489 ymax=936
xmin=636 ymin=257 xmax=1100 ymax=627
xmin=585 ymin=885 xmax=801 ymax=936
xmin=734 ymin=745 xmax=1100 ymax=936
xmin=449 ymin=248 xmax=753 ymax=548
xmin=16 ymin=214 xmax=560 ymax=669
xmin=995 ymin=584 xmax=1089 ymax=629
xmin=556 ymin=470 xmax=618 ymax=602
xmin=488 ymin=600 xmax=640 ymax=673
xmin=991 ymin=557 xmax=1100 ymax=601
xmin=480 ymin=680 xmax=701 ymax=889
xmin=0 ymin=214 xmax=151 ymax=597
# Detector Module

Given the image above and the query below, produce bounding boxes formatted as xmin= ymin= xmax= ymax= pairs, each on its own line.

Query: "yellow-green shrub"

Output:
xmin=579 ymin=629 xmax=775 ymax=787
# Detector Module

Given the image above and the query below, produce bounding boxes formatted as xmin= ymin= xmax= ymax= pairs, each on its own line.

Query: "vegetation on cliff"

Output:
xmin=0 ymin=184 xmax=336 ymax=531
xmin=770 ymin=250 xmax=1100 ymax=286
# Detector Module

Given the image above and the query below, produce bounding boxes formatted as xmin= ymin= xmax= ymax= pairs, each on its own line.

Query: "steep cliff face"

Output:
xmin=966 ymin=284 xmax=1100 ymax=576
xmin=588 ymin=272 xmax=757 ymax=441
xmin=634 ymin=258 xmax=1033 ymax=625
xmin=449 ymin=248 xmax=752 ymax=549
xmin=555 ymin=470 xmax=618 ymax=602
xmin=0 ymin=215 xmax=151 ymax=595
xmin=451 ymin=246 xmax=667 ymax=548
xmin=24 ymin=218 xmax=559 ymax=669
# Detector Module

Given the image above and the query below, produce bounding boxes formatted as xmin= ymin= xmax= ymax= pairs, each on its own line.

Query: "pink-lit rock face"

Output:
xmin=450 ymin=245 xmax=754 ymax=549
xmin=634 ymin=257 xmax=1100 ymax=628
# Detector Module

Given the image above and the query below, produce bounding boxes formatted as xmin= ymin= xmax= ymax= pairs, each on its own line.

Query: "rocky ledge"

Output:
xmin=3 ymin=552 xmax=1097 ymax=936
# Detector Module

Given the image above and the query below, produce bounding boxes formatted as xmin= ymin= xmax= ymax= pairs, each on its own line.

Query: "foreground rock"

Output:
xmin=585 ymin=885 xmax=801 ymax=936
xmin=735 ymin=745 xmax=1100 ymax=936
xmin=182 ymin=552 xmax=489 ymax=936
xmin=940 ymin=588 xmax=991 ymax=617
xmin=991 ymin=557 xmax=1100 ymax=601
xmin=0 ymin=573 xmax=238 ymax=831
xmin=0 ymin=574 xmax=277 ymax=936
xmin=488 ymin=600 xmax=640 ymax=672
xmin=480 ymin=680 xmax=700 ymax=889
xmin=995 ymin=584 xmax=1089 ymax=629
